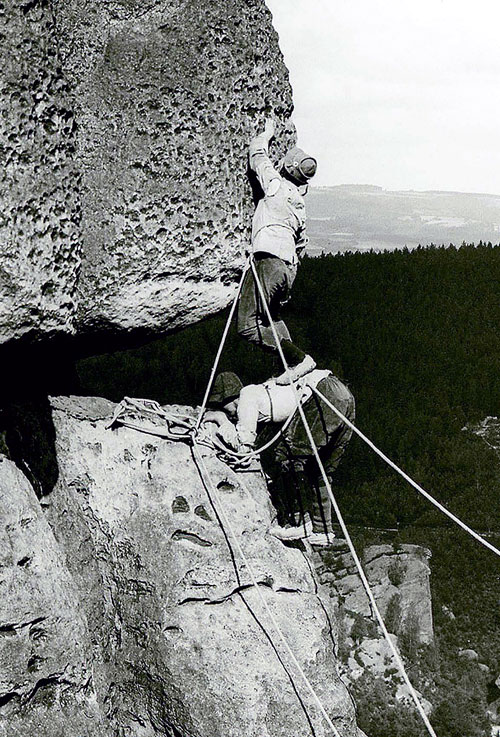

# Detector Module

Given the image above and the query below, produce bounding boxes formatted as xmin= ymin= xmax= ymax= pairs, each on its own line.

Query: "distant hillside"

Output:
xmin=307 ymin=185 xmax=500 ymax=254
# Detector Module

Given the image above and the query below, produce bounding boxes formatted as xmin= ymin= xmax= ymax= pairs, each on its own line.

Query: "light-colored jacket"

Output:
xmin=249 ymin=133 xmax=308 ymax=265
xmin=236 ymin=369 xmax=331 ymax=447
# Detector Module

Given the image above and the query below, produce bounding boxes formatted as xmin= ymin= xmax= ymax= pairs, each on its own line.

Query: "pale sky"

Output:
xmin=266 ymin=0 xmax=500 ymax=194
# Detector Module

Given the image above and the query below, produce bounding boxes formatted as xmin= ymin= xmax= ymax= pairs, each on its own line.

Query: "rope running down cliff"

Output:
xmin=248 ymin=256 xmax=438 ymax=737
xmin=108 ymin=255 xmax=500 ymax=736
xmin=190 ymin=439 xmax=344 ymax=737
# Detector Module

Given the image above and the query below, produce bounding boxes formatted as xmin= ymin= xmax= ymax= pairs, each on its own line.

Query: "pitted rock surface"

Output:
xmin=0 ymin=457 xmax=107 ymax=737
xmin=1 ymin=0 xmax=294 ymax=345
xmin=0 ymin=1 xmax=80 ymax=344
xmin=42 ymin=395 xmax=361 ymax=737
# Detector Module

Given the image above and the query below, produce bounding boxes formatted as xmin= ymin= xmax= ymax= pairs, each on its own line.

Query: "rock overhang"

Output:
xmin=1 ymin=0 xmax=295 ymax=349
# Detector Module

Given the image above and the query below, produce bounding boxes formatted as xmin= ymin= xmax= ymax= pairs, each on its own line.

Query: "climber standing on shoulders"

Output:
xmin=238 ymin=117 xmax=318 ymax=385
xmin=204 ymin=370 xmax=355 ymax=547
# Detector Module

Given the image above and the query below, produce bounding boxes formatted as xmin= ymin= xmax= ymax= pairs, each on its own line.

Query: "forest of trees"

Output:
xmin=78 ymin=243 xmax=500 ymax=736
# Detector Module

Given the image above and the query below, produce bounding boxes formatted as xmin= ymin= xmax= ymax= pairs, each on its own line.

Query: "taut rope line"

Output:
xmin=194 ymin=257 xmax=251 ymax=431
xmin=312 ymin=387 xmax=500 ymax=560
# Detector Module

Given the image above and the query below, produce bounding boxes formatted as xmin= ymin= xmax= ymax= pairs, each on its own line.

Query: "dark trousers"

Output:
xmin=272 ymin=376 xmax=355 ymax=532
xmin=237 ymin=256 xmax=305 ymax=365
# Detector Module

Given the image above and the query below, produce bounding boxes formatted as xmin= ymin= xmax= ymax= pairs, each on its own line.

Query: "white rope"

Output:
xmin=195 ymin=257 xmax=251 ymax=431
xmin=312 ymin=387 xmax=500 ymax=560
xmin=108 ymin=397 xmax=194 ymax=432
xmin=209 ymin=404 xmax=298 ymax=460
xmin=122 ymin=397 xmax=193 ymax=428
xmin=110 ymin=392 xmax=295 ymax=462
xmin=190 ymin=440 xmax=342 ymax=737
xmin=113 ymin=419 xmax=191 ymax=441
xmin=249 ymin=257 xmax=438 ymax=737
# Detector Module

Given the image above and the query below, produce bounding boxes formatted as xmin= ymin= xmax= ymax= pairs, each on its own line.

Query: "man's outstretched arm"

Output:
xmin=248 ymin=118 xmax=281 ymax=195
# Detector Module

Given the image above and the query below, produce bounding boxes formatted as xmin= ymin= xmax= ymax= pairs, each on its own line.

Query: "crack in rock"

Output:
xmin=0 ymin=615 xmax=47 ymax=636
xmin=178 ymin=580 xmax=277 ymax=607
xmin=171 ymin=530 xmax=213 ymax=547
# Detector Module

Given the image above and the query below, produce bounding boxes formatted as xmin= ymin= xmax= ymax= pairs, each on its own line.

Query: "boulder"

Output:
xmin=348 ymin=635 xmax=400 ymax=681
xmin=40 ymin=395 xmax=361 ymax=736
xmin=313 ymin=541 xmax=433 ymax=646
xmin=441 ymin=604 xmax=456 ymax=620
xmin=1 ymin=0 xmax=294 ymax=346
xmin=458 ymin=648 xmax=479 ymax=661
xmin=0 ymin=456 xmax=107 ymax=737
xmin=470 ymin=416 xmax=500 ymax=452
xmin=395 ymin=684 xmax=433 ymax=716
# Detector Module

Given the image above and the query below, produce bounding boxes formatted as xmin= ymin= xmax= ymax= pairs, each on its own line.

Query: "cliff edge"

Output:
xmin=0 ymin=395 xmax=364 ymax=736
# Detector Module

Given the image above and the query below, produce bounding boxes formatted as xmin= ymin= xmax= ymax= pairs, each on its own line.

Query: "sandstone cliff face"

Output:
xmin=1 ymin=0 xmax=293 ymax=346
xmin=0 ymin=1 xmax=80 ymax=345
xmin=0 ymin=395 xmax=363 ymax=737
xmin=0 ymin=457 xmax=107 ymax=737
xmin=311 ymin=541 xmax=433 ymax=697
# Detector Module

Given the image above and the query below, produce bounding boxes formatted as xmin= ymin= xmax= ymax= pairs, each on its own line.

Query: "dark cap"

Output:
xmin=208 ymin=372 xmax=243 ymax=407
xmin=283 ymin=146 xmax=317 ymax=185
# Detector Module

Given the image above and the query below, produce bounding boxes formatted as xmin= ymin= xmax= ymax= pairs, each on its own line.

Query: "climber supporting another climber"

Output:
xmin=204 ymin=370 xmax=355 ymax=547
xmin=237 ymin=117 xmax=318 ymax=384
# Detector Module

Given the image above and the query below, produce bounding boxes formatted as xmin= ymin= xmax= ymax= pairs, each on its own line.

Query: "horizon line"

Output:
xmin=311 ymin=184 xmax=500 ymax=198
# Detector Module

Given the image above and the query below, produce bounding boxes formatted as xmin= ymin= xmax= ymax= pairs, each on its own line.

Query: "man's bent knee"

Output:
xmin=238 ymin=322 xmax=281 ymax=353
xmin=237 ymin=323 xmax=262 ymax=345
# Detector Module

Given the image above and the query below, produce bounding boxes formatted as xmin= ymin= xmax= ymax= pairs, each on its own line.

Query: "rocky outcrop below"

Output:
xmin=311 ymin=541 xmax=433 ymax=712
xmin=0 ymin=395 xmax=363 ymax=736
xmin=470 ymin=418 xmax=500 ymax=733
xmin=488 ymin=673 xmax=500 ymax=733
xmin=1 ymin=0 xmax=294 ymax=347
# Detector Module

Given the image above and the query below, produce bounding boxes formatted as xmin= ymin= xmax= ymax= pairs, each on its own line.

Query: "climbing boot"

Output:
xmin=275 ymin=354 xmax=316 ymax=385
xmin=269 ymin=514 xmax=313 ymax=541
xmin=303 ymin=530 xmax=336 ymax=547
